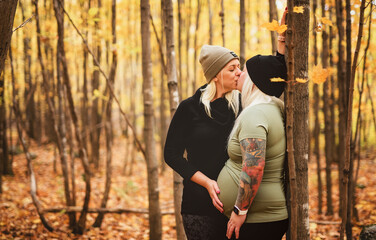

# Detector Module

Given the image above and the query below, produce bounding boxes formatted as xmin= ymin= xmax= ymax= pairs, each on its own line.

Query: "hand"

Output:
xmin=204 ymin=179 xmax=224 ymax=213
xmin=226 ymin=211 xmax=246 ymax=239
xmin=280 ymin=7 xmax=288 ymax=37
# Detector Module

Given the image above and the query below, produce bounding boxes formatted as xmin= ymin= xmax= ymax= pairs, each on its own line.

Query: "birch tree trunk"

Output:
xmin=207 ymin=0 xmax=213 ymax=45
xmin=141 ymin=0 xmax=162 ymax=239
xmin=163 ymin=0 xmax=186 ymax=238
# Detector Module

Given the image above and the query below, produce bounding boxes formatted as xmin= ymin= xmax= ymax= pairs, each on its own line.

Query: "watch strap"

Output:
xmin=233 ymin=205 xmax=248 ymax=216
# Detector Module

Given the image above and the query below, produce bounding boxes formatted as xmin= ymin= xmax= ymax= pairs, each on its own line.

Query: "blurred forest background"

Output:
xmin=0 ymin=0 xmax=376 ymax=239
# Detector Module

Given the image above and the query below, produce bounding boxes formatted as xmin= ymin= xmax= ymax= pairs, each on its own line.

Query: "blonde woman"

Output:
xmin=164 ymin=45 xmax=241 ymax=240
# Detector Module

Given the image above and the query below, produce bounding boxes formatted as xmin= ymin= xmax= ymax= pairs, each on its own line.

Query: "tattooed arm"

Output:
xmin=226 ymin=138 xmax=266 ymax=239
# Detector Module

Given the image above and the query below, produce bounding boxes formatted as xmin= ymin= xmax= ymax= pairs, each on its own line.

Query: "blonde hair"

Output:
xmin=200 ymin=71 xmax=240 ymax=118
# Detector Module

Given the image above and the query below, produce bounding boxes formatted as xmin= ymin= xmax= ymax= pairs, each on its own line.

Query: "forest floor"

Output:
xmin=1 ymin=136 xmax=376 ymax=240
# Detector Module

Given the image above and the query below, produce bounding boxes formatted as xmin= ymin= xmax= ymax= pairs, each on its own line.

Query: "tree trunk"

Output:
xmin=239 ymin=0 xmax=245 ymax=68
xmin=0 ymin=0 xmax=17 ymax=74
xmin=207 ymin=0 xmax=213 ymax=45
xmin=342 ymin=1 xmax=366 ymax=239
xmin=312 ymin=0 xmax=323 ymax=215
xmin=321 ymin=0 xmax=334 ymax=216
xmin=193 ymin=0 xmax=201 ymax=93
xmin=19 ymin=2 xmax=36 ymax=141
xmin=286 ymin=0 xmax=311 ymax=239
xmin=186 ymin=0 xmax=191 ymax=97
xmin=0 ymin=0 xmax=18 ymax=184
xmin=177 ymin=0 xmax=183 ymax=99
xmin=220 ymin=0 xmax=225 ymax=46
xmin=335 ymin=0 xmax=347 ymax=217
xmin=53 ymin=0 xmax=92 ymax=234
xmin=163 ymin=0 xmax=186 ymax=238
xmin=93 ymin=0 xmax=117 ymax=227
xmin=268 ymin=0 xmax=278 ymax=53
xmin=9 ymin=45 xmax=54 ymax=232
xmin=141 ymin=0 xmax=162 ymax=239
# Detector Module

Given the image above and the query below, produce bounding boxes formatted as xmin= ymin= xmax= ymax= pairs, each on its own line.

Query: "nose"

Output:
xmin=236 ymin=67 xmax=242 ymax=75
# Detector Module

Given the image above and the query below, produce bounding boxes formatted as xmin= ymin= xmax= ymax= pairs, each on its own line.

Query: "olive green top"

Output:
xmin=217 ymin=103 xmax=288 ymax=223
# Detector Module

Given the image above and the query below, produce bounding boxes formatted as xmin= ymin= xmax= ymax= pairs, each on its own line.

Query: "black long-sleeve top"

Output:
xmin=164 ymin=85 xmax=237 ymax=216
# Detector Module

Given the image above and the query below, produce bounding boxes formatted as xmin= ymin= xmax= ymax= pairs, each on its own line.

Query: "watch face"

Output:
xmin=233 ymin=206 xmax=239 ymax=215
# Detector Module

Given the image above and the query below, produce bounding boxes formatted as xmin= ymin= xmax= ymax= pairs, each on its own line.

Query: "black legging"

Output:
xmin=229 ymin=218 xmax=289 ymax=240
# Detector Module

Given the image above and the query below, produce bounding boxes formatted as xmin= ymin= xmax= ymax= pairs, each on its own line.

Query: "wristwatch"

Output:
xmin=233 ymin=205 xmax=248 ymax=216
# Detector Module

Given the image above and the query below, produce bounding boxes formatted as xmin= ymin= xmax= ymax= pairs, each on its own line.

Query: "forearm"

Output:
xmin=235 ymin=138 xmax=266 ymax=211
xmin=190 ymin=171 xmax=210 ymax=188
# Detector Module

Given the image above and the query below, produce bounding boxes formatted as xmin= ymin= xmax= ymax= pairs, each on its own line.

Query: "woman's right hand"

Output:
xmin=190 ymin=171 xmax=224 ymax=213
xmin=204 ymin=179 xmax=224 ymax=213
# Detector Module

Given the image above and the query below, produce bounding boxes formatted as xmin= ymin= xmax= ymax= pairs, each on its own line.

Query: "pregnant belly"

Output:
xmin=217 ymin=166 xmax=240 ymax=218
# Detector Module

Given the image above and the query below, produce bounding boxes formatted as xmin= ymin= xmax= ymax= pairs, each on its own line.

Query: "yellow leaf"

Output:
xmin=261 ymin=20 xmax=287 ymax=34
xmin=321 ymin=17 xmax=333 ymax=26
xmin=296 ymin=78 xmax=308 ymax=83
xmin=293 ymin=6 xmax=305 ymax=14
xmin=310 ymin=65 xmax=330 ymax=84
xmin=277 ymin=24 xmax=287 ymax=34
xmin=270 ymin=77 xmax=286 ymax=82
xmin=32 ymin=219 xmax=41 ymax=224
xmin=88 ymin=7 xmax=99 ymax=17
xmin=261 ymin=20 xmax=280 ymax=32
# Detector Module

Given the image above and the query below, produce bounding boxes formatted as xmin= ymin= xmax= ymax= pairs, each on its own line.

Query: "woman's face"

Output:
xmin=237 ymin=65 xmax=248 ymax=92
xmin=214 ymin=59 xmax=242 ymax=92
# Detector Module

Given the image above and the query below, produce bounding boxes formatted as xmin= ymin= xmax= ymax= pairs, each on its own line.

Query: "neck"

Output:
xmin=212 ymin=89 xmax=225 ymax=101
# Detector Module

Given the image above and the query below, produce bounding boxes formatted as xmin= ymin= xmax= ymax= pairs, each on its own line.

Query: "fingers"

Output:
xmin=226 ymin=223 xmax=234 ymax=239
xmin=235 ymin=226 xmax=240 ymax=239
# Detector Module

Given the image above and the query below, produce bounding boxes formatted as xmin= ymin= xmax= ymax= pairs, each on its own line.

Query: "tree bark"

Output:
xmin=342 ymin=1 xmax=366 ymax=239
xmin=0 ymin=0 xmax=18 ymax=184
xmin=163 ymin=0 xmax=186 ymax=238
xmin=186 ymin=0 xmax=191 ymax=97
xmin=10 ymin=45 xmax=54 ymax=232
xmin=268 ymin=0 xmax=278 ymax=53
xmin=193 ymin=0 xmax=201 ymax=93
xmin=321 ymin=0 xmax=334 ymax=216
xmin=93 ymin=0 xmax=117 ymax=227
xmin=207 ymin=0 xmax=213 ymax=45
xmin=54 ymin=0 xmax=92 ymax=234
xmin=239 ymin=0 xmax=245 ymax=68
xmin=286 ymin=0 xmax=310 ymax=239
xmin=141 ymin=0 xmax=162 ymax=239
xmin=220 ymin=0 xmax=225 ymax=46
xmin=0 ymin=0 xmax=18 ymax=75
xmin=312 ymin=0 xmax=323 ymax=215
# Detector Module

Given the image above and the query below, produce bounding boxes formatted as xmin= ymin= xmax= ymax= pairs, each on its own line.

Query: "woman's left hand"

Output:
xmin=226 ymin=211 xmax=247 ymax=239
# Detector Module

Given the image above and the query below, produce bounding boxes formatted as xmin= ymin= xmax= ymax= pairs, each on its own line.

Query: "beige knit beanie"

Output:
xmin=199 ymin=45 xmax=239 ymax=83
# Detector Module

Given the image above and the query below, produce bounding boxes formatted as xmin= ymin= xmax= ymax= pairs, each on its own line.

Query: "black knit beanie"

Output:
xmin=245 ymin=54 xmax=287 ymax=98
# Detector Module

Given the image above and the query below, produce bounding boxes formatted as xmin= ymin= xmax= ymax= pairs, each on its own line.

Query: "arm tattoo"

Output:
xmin=235 ymin=138 xmax=266 ymax=211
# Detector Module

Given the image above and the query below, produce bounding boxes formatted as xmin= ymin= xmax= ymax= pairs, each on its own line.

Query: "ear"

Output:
xmin=212 ymin=76 xmax=218 ymax=82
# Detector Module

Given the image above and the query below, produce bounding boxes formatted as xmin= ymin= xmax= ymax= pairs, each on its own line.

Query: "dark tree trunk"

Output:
xmin=312 ymin=0 xmax=323 ymax=215
xmin=239 ymin=0 xmax=245 ymax=68
xmin=0 ymin=0 xmax=18 ymax=184
xmin=268 ymin=0 xmax=278 ymax=53
xmin=220 ymin=0 xmax=225 ymax=46
xmin=321 ymin=0 xmax=334 ymax=216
